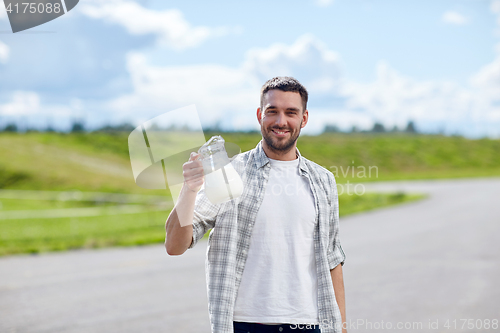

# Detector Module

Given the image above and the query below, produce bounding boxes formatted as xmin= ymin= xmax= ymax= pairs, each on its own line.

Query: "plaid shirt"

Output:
xmin=189 ymin=141 xmax=346 ymax=333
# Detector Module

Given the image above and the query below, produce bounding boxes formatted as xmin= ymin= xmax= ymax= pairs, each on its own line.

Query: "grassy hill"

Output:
xmin=0 ymin=132 xmax=164 ymax=194
xmin=1 ymin=131 xmax=498 ymax=255
xmin=221 ymin=132 xmax=500 ymax=182
xmin=1 ymin=131 xmax=500 ymax=192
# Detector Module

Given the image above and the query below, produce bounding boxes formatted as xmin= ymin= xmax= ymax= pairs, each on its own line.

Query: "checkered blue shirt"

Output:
xmin=189 ymin=141 xmax=346 ymax=333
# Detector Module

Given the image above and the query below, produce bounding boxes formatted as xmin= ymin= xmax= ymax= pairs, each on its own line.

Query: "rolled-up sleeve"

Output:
xmin=327 ymin=173 xmax=346 ymax=269
xmin=188 ymin=188 xmax=219 ymax=249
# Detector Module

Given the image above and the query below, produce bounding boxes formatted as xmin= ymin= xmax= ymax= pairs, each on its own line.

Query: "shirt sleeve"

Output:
xmin=327 ymin=173 xmax=346 ymax=269
xmin=188 ymin=188 xmax=220 ymax=249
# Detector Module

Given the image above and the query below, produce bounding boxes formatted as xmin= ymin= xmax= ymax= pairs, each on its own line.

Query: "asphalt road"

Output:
xmin=1 ymin=178 xmax=499 ymax=333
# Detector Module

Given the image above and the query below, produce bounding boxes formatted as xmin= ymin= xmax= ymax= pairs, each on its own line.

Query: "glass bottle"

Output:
xmin=198 ymin=136 xmax=244 ymax=204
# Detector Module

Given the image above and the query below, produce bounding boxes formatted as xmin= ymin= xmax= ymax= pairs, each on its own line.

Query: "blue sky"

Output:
xmin=0 ymin=0 xmax=499 ymax=137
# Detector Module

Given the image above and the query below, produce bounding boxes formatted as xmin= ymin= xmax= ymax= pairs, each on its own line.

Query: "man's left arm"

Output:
xmin=331 ymin=264 xmax=346 ymax=333
xmin=326 ymin=172 xmax=347 ymax=332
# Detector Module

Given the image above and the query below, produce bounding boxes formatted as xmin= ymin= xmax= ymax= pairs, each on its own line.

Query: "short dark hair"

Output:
xmin=260 ymin=76 xmax=308 ymax=112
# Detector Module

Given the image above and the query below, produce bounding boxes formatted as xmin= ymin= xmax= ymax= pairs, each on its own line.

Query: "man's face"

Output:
xmin=257 ymin=90 xmax=308 ymax=155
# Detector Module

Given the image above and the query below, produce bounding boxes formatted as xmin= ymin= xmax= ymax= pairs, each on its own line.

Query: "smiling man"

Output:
xmin=165 ymin=77 xmax=346 ymax=333
xmin=259 ymin=87 xmax=306 ymax=159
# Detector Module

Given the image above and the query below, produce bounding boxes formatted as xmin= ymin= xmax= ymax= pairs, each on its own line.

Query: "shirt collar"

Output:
xmin=253 ymin=140 xmax=270 ymax=169
xmin=254 ymin=140 xmax=308 ymax=175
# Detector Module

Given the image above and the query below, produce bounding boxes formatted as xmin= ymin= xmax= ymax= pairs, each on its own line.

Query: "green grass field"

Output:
xmin=219 ymin=132 xmax=500 ymax=182
xmin=2 ymin=132 xmax=499 ymax=192
xmin=0 ymin=208 xmax=170 ymax=255
xmin=0 ymin=191 xmax=423 ymax=256
xmin=1 ymin=131 xmax=498 ymax=255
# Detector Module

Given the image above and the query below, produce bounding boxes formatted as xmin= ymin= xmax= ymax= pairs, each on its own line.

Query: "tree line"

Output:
xmin=323 ymin=121 xmax=417 ymax=134
xmin=1 ymin=120 xmax=419 ymax=135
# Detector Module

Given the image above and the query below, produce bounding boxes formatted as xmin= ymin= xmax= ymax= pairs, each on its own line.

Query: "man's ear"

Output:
xmin=257 ymin=107 xmax=262 ymax=124
xmin=301 ymin=109 xmax=309 ymax=128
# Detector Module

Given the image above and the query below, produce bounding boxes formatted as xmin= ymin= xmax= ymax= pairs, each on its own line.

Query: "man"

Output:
xmin=165 ymin=77 xmax=346 ymax=333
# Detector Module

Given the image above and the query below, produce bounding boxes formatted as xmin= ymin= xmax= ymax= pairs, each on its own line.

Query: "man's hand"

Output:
xmin=183 ymin=152 xmax=204 ymax=192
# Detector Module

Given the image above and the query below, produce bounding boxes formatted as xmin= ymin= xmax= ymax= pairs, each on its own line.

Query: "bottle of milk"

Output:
xmin=198 ymin=136 xmax=244 ymax=204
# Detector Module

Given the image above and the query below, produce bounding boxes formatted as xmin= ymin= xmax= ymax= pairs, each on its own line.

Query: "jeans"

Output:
xmin=233 ymin=322 xmax=321 ymax=333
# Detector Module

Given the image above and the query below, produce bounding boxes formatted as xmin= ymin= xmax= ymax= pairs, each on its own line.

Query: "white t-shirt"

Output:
xmin=233 ymin=157 xmax=319 ymax=324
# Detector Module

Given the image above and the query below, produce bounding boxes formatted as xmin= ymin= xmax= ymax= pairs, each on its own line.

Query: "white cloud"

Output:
xmin=0 ymin=6 xmax=6 ymax=20
xmin=491 ymin=0 xmax=500 ymax=35
xmin=79 ymin=0 xmax=234 ymax=50
xmin=314 ymin=0 xmax=334 ymax=8
xmin=0 ymin=91 xmax=40 ymax=116
xmin=90 ymin=33 xmax=350 ymax=133
xmin=492 ymin=0 xmax=500 ymax=15
xmin=0 ymin=40 xmax=9 ymax=64
xmin=11 ymin=32 xmax=491 ymax=137
xmin=242 ymin=46 xmax=499 ymax=135
xmin=105 ymin=52 xmax=259 ymax=128
xmin=244 ymin=34 xmax=343 ymax=95
xmin=471 ymin=47 xmax=500 ymax=99
xmin=344 ymin=62 xmax=466 ymax=123
xmin=93 ymin=34 xmax=500 ymax=137
xmin=0 ymin=91 xmax=71 ymax=117
xmin=342 ymin=61 xmax=500 ymax=136
xmin=442 ymin=11 xmax=468 ymax=25
xmin=471 ymin=0 xmax=500 ymax=99
xmin=463 ymin=1 xmax=500 ymax=135
xmin=101 ymin=34 xmax=345 ymax=130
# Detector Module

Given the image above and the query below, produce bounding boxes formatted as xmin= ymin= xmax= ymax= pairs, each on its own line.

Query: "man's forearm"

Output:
xmin=331 ymin=263 xmax=346 ymax=333
xmin=165 ymin=208 xmax=193 ymax=255
xmin=165 ymin=185 xmax=197 ymax=255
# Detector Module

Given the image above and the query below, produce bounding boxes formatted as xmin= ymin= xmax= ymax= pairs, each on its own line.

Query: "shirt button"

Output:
xmin=242 ymin=250 xmax=247 ymax=255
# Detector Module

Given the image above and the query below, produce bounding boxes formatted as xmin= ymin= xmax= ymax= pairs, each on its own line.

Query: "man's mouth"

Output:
xmin=271 ymin=128 xmax=289 ymax=136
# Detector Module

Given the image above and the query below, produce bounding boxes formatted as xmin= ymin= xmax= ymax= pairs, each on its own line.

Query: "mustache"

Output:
xmin=269 ymin=126 xmax=291 ymax=131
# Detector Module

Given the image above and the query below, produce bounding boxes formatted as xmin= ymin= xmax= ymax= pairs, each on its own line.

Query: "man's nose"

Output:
xmin=275 ymin=113 xmax=287 ymax=127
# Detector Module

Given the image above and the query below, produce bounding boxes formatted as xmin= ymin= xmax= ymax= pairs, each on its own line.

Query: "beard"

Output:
xmin=262 ymin=122 xmax=302 ymax=155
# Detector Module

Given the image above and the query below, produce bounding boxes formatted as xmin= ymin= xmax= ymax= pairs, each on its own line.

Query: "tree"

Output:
xmin=71 ymin=122 xmax=85 ymax=133
xmin=4 ymin=123 xmax=18 ymax=132
xmin=97 ymin=123 xmax=135 ymax=133
xmin=405 ymin=120 xmax=417 ymax=133
xmin=372 ymin=122 xmax=385 ymax=133
xmin=323 ymin=124 xmax=341 ymax=133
